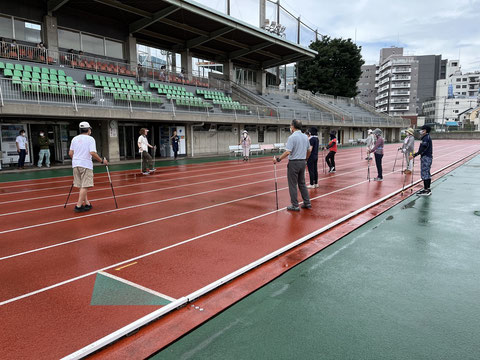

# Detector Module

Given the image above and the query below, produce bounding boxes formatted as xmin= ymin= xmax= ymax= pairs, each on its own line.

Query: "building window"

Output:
xmin=105 ymin=39 xmax=123 ymax=59
xmin=462 ymin=78 xmax=467 ymax=81
xmin=82 ymin=34 xmax=104 ymax=56
xmin=58 ymin=28 xmax=81 ymax=50
xmin=14 ymin=20 xmax=42 ymax=43
xmin=462 ymin=85 xmax=467 ymax=88
xmin=456 ymin=85 xmax=461 ymax=88
xmin=0 ymin=15 xmax=13 ymax=38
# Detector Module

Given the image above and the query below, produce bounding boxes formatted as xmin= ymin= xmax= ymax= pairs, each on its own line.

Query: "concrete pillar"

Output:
xmin=223 ymin=60 xmax=235 ymax=82
xmin=171 ymin=53 xmax=177 ymax=72
xmin=186 ymin=124 xmax=193 ymax=157
xmin=126 ymin=35 xmax=137 ymax=66
xmin=101 ymin=120 xmax=120 ymax=162
xmin=43 ymin=15 xmax=58 ymax=52
xmin=180 ymin=49 xmax=193 ymax=79
xmin=256 ymin=70 xmax=266 ymax=95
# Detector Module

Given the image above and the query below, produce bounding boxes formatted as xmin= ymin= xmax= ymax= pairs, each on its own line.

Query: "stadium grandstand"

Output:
xmin=0 ymin=0 xmax=408 ymax=166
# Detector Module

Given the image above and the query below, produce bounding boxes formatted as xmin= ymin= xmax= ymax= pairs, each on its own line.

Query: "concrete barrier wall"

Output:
xmin=430 ymin=132 xmax=480 ymax=140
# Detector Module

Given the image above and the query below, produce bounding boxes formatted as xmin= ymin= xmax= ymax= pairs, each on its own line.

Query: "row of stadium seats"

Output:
xmin=0 ymin=48 xmax=54 ymax=64
xmin=65 ymin=58 xmax=136 ymax=77
xmin=113 ymin=93 xmax=163 ymax=104
xmin=221 ymin=103 xmax=249 ymax=111
xmin=20 ymin=82 xmax=94 ymax=98
xmin=175 ymin=98 xmax=213 ymax=109
xmin=85 ymin=73 xmax=135 ymax=85
xmin=1 ymin=62 xmax=67 ymax=76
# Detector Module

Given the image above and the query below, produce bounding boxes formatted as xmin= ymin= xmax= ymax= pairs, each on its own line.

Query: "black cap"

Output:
xmin=309 ymin=127 xmax=318 ymax=136
xmin=421 ymin=125 xmax=431 ymax=133
xmin=330 ymin=130 xmax=336 ymax=136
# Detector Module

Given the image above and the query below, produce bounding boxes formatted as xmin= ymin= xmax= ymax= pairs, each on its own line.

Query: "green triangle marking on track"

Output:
xmin=90 ymin=273 xmax=171 ymax=306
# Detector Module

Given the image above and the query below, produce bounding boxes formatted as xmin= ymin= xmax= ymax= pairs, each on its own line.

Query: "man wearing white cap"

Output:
xmin=240 ymin=130 xmax=251 ymax=162
xmin=399 ymin=128 xmax=415 ymax=174
xmin=365 ymin=129 xmax=375 ymax=160
xmin=69 ymin=121 xmax=108 ymax=213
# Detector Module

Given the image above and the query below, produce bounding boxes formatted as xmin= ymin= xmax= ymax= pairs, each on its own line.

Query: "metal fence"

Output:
xmin=0 ymin=77 xmax=408 ymax=127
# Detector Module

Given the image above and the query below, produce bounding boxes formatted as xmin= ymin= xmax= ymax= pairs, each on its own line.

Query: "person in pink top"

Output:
xmin=240 ymin=130 xmax=252 ymax=162
xmin=368 ymin=128 xmax=384 ymax=181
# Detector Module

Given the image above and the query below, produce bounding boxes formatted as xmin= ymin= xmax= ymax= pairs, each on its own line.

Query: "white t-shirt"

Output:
xmin=138 ymin=135 xmax=149 ymax=153
xmin=70 ymin=134 xmax=97 ymax=170
xmin=16 ymin=135 xmax=27 ymax=150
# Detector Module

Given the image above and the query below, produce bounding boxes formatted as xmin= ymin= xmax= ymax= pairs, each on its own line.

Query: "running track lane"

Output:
xmin=0 ymin=141 xmax=478 ymax=359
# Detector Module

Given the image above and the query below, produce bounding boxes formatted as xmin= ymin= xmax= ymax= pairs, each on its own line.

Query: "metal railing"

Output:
xmin=0 ymin=77 xmax=409 ymax=127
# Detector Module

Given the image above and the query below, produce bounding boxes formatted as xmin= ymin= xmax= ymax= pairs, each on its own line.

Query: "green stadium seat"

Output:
xmin=4 ymin=69 xmax=13 ymax=77
xmin=5 ymin=63 xmax=14 ymax=71
xmin=112 ymin=77 xmax=118 ymax=83
xmin=99 ymin=75 xmax=105 ymax=81
xmin=50 ymin=80 xmax=58 ymax=85
xmin=12 ymin=76 xmax=22 ymax=86
xmin=50 ymin=69 xmax=57 ymax=75
xmin=50 ymin=74 xmax=58 ymax=81
xmin=108 ymin=82 xmax=114 ymax=88
xmin=58 ymin=75 xmax=66 ymax=82
xmin=22 ymin=71 xmax=32 ymax=79
xmin=92 ymin=74 xmax=99 ymax=81
xmin=41 ymin=73 xmax=50 ymax=80
xmin=66 ymin=76 xmax=74 ymax=83
xmin=0 ymin=62 xmax=4 ymax=69
xmin=118 ymin=78 xmax=124 ymax=84
xmin=58 ymin=70 xmax=66 ymax=77
xmin=32 ymin=66 xmax=40 ymax=73
xmin=14 ymin=64 xmax=23 ymax=71
xmin=106 ymin=77 xmax=112 ymax=82
xmin=86 ymin=74 xmax=93 ymax=81
xmin=51 ymin=85 xmax=59 ymax=95
xmin=41 ymin=67 xmax=48 ymax=74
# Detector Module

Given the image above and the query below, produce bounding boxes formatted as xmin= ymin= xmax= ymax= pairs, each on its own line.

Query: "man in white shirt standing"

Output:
xmin=15 ymin=129 xmax=28 ymax=169
xmin=137 ymin=128 xmax=155 ymax=175
xmin=69 ymin=121 xmax=108 ymax=213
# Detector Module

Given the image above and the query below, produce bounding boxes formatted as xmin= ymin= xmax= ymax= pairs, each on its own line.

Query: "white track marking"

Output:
xmin=97 ymin=271 xmax=176 ymax=302
xmin=0 ymin=142 xmax=449 ymax=207
xmin=0 ymin=144 xmax=415 ymax=217
xmin=2 ymin=147 xmax=477 ymax=308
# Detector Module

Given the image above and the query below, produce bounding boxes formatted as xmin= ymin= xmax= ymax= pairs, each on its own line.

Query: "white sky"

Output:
xmin=194 ymin=0 xmax=480 ymax=72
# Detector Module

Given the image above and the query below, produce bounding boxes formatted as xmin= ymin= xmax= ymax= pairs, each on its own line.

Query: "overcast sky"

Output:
xmin=195 ymin=0 xmax=480 ymax=72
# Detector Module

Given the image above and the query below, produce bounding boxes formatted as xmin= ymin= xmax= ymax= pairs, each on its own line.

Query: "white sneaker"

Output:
xmin=307 ymin=184 xmax=315 ymax=189
xmin=314 ymin=184 xmax=319 ymax=188
xmin=149 ymin=169 xmax=156 ymax=173
xmin=37 ymin=165 xmax=42 ymax=168
xmin=374 ymin=177 xmax=383 ymax=181
xmin=142 ymin=172 xmax=150 ymax=175
xmin=46 ymin=165 xmax=50 ymax=168
xmin=330 ymin=167 xmax=336 ymax=173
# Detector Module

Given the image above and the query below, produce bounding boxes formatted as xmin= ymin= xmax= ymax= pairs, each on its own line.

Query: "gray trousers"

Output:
xmin=141 ymin=151 xmax=153 ymax=172
xmin=287 ymin=160 xmax=311 ymax=207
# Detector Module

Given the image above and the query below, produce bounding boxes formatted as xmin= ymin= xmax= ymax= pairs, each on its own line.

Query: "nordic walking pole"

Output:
xmin=104 ymin=158 xmax=118 ymax=209
xmin=361 ymin=143 xmax=363 ymax=160
xmin=322 ymin=147 xmax=326 ymax=174
xmin=273 ymin=157 xmax=279 ymax=210
xmin=410 ymin=156 xmax=415 ymax=192
xmin=64 ymin=183 xmax=74 ymax=208
xmin=140 ymin=150 xmax=143 ymax=174
xmin=367 ymin=157 xmax=371 ymax=182
xmin=392 ymin=148 xmax=400 ymax=172
xmin=152 ymin=145 xmax=156 ymax=170
xmin=401 ymin=149 xmax=405 ymax=174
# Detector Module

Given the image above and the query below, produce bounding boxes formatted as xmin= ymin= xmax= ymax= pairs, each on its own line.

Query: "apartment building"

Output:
xmin=357 ymin=64 xmax=377 ymax=106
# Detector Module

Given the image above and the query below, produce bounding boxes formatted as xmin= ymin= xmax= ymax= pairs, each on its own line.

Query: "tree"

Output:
xmin=297 ymin=36 xmax=365 ymax=98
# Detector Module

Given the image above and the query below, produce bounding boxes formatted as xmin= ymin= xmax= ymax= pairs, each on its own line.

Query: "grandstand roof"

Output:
xmin=52 ymin=0 xmax=316 ymax=69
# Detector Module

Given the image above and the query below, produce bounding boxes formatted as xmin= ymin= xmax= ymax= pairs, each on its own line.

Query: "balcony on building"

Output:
xmin=391 ymin=82 xmax=410 ymax=89
xmin=392 ymin=67 xmax=411 ymax=74
xmin=392 ymin=75 xmax=411 ymax=81
xmin=390 ymin=105 xmax=409 ymax=111
xmin=390 ymin=97 xmax=410 ymax=104
xmin=391 ymin=90 xmax=410 ymax=96
xmin=375 ymin=92 xmax=389 ymax=101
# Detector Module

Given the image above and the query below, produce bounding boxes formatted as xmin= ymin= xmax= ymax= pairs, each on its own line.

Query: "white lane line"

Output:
xmin=0 ymin=145 xmax=411 ymax=217
xmin=98 ymin=271 xmax=176 ymax=302
xmin=0 ymin=160 xmax=278 ymax=202
xmin=63 ymin=148 xmax=480 ymax=360
xmin=0 ymin=147 xmax=477 ymax=307
xmin=0 ymin=142 xmax=443 ymax=206
xmin=0 ymin=143 xmax=458 ymax=227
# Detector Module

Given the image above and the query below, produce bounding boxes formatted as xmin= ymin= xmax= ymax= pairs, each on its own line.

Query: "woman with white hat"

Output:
xmin=399 ymin=128 xmax=415 ymax=174
xmin=240 ymin=130 xmax=251 ymax=161
xmin=368 ymin=128 xmax=384 ymax=181
xmin=365 ymin=129 xmax=375 ymax=160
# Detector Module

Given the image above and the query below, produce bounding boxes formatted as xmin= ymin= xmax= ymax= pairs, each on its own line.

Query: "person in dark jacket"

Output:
xmin=171 ymin=130 xmax=180 ymax=160
xmin=307 ymin=127 xmax=319 ymax=188
xmin=368 ymin=128 xmax=384 ymax=181
xmin=411 ymin=124 xmax=433 ymax=196
xmin=37 ymin=130 xmax=50 ymax=168
xmin=324 ymin=130 xmax=337 ymax=173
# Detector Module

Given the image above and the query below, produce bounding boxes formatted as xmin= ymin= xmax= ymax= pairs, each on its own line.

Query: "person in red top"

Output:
xmin=324 ymin=130 xmax=337 ymax=173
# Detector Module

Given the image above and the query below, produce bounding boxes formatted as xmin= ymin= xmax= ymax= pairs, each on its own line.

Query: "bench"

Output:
xmin=273 ymin=143 xmax=286 ymax=153
xmin=250 ymin=144 xmax=263 ymax=155
xmin=260 ymin=144 xmax=275 ymax=153
xmin=229 ymin=145 xmax=242 ymax=156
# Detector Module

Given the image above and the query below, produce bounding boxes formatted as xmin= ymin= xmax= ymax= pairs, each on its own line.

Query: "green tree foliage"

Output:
xmin=297 ymin=36 xmax=365 ymax=97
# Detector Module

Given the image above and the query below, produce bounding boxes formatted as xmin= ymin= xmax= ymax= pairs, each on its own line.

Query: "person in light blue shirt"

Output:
xmin=274 ymin=119 xmax=312 ymax=211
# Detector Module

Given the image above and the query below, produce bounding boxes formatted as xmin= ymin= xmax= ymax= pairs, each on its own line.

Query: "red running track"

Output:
xmin=0 ymin=140 xmax=479 ymax=359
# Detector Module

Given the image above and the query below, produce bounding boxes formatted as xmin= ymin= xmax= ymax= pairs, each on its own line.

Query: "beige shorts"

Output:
xmin=73 ymin=167 xmax=94 ymax=188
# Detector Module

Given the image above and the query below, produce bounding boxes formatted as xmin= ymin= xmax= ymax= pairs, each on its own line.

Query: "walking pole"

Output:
xmin=152 ymin=145 xmax=156 ymax=171
xmin=410 ymin=156 xmax=415 ymax=192
xmin=104 ymin=158 xmax=118 ymax=209
xmin=322 ymin=147 xmax=326 ymax=174
xmin=140 ymin=150 xmax=143 ymax=174
xmin=273 ymin=157 xmax=279 ymax=210
xmin=361 ymin=144 xmax=363 ymax=160
xmin=64 ymin=183 xmax=74 ymax=208
xmin=401 ymin=150 xmax=405 ymax=174
xmin=392 ymin=148 xmax=400 ymax=172
xmin=367 ymin=157 xmax=371 ymax=182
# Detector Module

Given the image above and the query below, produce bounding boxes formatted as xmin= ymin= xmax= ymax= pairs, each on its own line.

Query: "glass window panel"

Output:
xmin=280 ymin=8 xmax=298 ymax=43
xmin=0 ymin=15 xmax=13 ymax=39
xmin=58 ymin=29 xmax=80 ymax=50
xmin=299 ymin=24 xmax=315 ymax=47
xmin=82 ymin=34 xmax=104 ymax=56
xmin=14 ymin=20 xmax=42 ymax=43
xmin=106 ymin=39 xmax=123 ymax=59
xmin=231 ymin=0 xmax=258 ymax=27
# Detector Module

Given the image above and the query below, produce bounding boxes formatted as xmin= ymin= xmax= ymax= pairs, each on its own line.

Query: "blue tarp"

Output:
xmin=445 ymin=121 xmax=459 ymax=126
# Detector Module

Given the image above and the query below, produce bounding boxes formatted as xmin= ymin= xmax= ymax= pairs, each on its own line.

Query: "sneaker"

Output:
xmin=314 ymin=184 xmax=319 ymax=188
xmin=418 ymin=189 xmax=431 ymax=197
xmin=301 ymin=203 xmax=312 ymax=209
xmin=149 ymin=169 xmax=156 ymax=173
xmin=84 ymin=204 xmax=93 ymax=211
xmin=374 ymin=177 xmax=383 ymax=181
xmin=74 ymin=205 xmax=85 ymax=213
xmin=37 ymin=165 xmax=42 ymax=168
xmin=307 ymin=184 xmax=315 ymax=189
xmin=142 ymin=172 xmax=150 ymax=175
xmin=287 ymin=205 xmax=300 ymax=212
xmin=46 ymin=165 xmax=50 ymax=168
xmin=330 ymin=167 xmax=336 ymax=173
